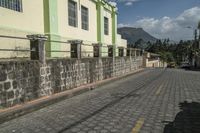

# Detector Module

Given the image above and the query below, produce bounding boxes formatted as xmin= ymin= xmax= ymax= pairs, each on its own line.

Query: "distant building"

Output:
xmin=143 ymin=52 xmax=167 ymax=68
xmin=0 ymin=0 xmax=127 ymax=58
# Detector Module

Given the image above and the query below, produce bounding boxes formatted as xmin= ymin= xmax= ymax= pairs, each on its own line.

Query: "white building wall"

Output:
xmin=0 ymin=0 xmax=44 ymax=58
xmin=116 ymin=34 xmax=127 ymax=56
xmin=57 ymin=0 xmax=97 ymax=43
xmin=103 ymin=9 xmax=112 ymax=45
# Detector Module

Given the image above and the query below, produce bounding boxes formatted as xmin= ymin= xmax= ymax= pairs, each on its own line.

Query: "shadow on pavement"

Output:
xmin=183 ymin=67 xmax=200 ymax=71
xmin=163 ymin=101 xmax=200 ymax=133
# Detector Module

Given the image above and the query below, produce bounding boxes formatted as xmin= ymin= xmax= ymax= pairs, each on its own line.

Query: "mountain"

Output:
xmin=117 ymin=27 xmax=157 ymax=45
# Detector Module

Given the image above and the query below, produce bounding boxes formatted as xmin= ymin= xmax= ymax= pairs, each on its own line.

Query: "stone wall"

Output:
xmin=0 ymin=57 xmax=143 ymax=108
xmin=0 ymin=60 xmax=40 ymax=108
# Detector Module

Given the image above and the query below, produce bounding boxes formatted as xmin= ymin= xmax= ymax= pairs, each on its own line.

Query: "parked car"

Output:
xmin=180 ymin=62 xmax=191 ymax=69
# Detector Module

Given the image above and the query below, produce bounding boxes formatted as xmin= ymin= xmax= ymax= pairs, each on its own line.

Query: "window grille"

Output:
xmin=0 ymin=0 xmax=22 ymax=12
xmin=68 ymin=0 xmax=77 ymax=27
xmin=81 ymin=6 xmax=89 ymax=30
xmin=104 ymin=17 xmax=109 ymax=35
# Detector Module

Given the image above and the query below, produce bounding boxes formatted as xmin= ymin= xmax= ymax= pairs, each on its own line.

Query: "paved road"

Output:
xmin=0 ymin=68 xmax=200 ymax=133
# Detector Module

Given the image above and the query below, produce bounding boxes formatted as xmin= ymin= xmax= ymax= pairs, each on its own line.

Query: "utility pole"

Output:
xmin=198 ymin=21 xmax=200 ymax=49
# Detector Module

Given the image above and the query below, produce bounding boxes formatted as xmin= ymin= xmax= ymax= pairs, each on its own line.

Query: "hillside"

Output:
xmin=117 ymin=27 xmax=157 ymax=45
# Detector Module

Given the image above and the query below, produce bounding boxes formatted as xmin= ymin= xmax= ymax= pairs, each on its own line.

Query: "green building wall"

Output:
xmin=43 ymin=0 xmax=61 ymax=57
xmin=44 ymin=0 xmax=118 ymax=58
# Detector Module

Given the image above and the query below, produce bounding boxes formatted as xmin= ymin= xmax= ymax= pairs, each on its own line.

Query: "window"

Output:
xmin=93 ymin=45 xmax=100 ymax=57
xmin=104 ymin=17 xmax=109 ymax=35
xmin=68 ymin=0 xmax=77 ymax=27
xmin=108 ymin=46 xmax=113 ymax=57
xmin=71 ymin=43 xmax=78 ymax=58
xmin=0 ymin=0 xmax=23 ymax=12
xmin=127 ymin=49 xmax=130 ymax=56
xmin=81 ymin=6 xmax=89 ymax=30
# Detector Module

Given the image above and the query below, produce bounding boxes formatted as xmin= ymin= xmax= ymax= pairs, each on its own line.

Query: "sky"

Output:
xmin=108 ymin=0 xmax=200 ymax=41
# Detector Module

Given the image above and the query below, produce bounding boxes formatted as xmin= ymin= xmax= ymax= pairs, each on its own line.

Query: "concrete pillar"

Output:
xmin=134 ymin=49 xmax=137 ymax=58
xmin=27 ymin=34 xmax=47 ymax=64
xmin=96 ymin=0 xmax=104 ymax=43
xmin=107 ymin=45 xmax=115 ymax=76
xmin=129 ymin=48 xmax=132 ymax=70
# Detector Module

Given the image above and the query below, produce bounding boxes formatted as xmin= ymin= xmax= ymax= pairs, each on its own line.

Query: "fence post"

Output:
xmin=68 ymin=40 xmax=82 ymax=59
xmin=92 ymin=43 xmax=102 ymax=80
xmin=113 ymin=45 xmax=116 ymax=77
xmin=134 ymin=49 xmax=137 ymax=58
xmin=130 ymin=48 xmax=132 ymax=70
xmin=27 ymin=34 xmax=47 ymax=64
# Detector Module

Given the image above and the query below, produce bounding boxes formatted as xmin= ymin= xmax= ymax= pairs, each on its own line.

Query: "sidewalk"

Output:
xmin=0 ymin=69 xmax=144 ymax=124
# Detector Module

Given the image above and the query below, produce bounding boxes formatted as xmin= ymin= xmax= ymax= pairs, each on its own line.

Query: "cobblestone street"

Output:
xmin=0 ymin=68 xmax=200 ymax=133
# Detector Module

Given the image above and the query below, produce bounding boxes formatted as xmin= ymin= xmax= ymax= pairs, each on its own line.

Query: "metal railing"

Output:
xmin=0 ymin=34 xmax=144 ymax=61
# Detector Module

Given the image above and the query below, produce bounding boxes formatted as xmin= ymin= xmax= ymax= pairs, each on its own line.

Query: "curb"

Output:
xmin=0 ymin=68 xmax=144 ymax=124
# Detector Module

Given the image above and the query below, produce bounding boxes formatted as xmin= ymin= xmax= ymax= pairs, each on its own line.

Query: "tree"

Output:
xmin=134 ymin=38 xmax=145 ymax=49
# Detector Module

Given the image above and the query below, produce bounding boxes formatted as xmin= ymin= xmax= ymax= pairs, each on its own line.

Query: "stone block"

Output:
xmin=28 ymin=70 xmax=34 ymax=77
xmin=46 ymin=67 xmax=51 ymax=74
xmin=15 ymin=72 xmax=23 ymax=79
xmin=8 ymin=72 xmax=15 ymax=79
xmin=6 ymin=64 xmax=13 ymax=72
xmin=45 ymin=76 xmax=49 ymax=81
xmin=20 ymin=79 xmax=27 ymax=88
xmin=47 ymin=82 xmax=51 ymax=88
xmin=15 ymin=90 xmax=20 ymax=97
xmin=0 ymin=84 xmax=3 ymax=92
xmin=55 ymin=80 xmax=60 ymax=86
xmin=40 ymin=68 xmax=46 ymax=75
xmin=7 ymin=91 xmax=14 ymax=100
xmin=12 ymin=81 xmax=18 ymax=89
xmin=23 ymin=71 xmax=28 ymax=78
xmin=0 ymin=72 xmax=7 ymax=82
xmin=40 ymin=76 xmax=45 ymax=83
xmin=4 ymin=82 xmax=11 ymax=90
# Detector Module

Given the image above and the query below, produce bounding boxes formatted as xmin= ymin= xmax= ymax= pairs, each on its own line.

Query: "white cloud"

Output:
xmin=119 ymin=6 xmax=200 ymax=41
xmin=109 ymin=0 xmax=139 ymax=6
xmin=176 ymin=7 xmax=200 ymax=28
xmin=118 ymin=23 xmax=131 ymax=27
xmin=108 ymin=1 xmax=117 ymax=6
xmin=125 ymin=2 xmax=133 ymax=6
